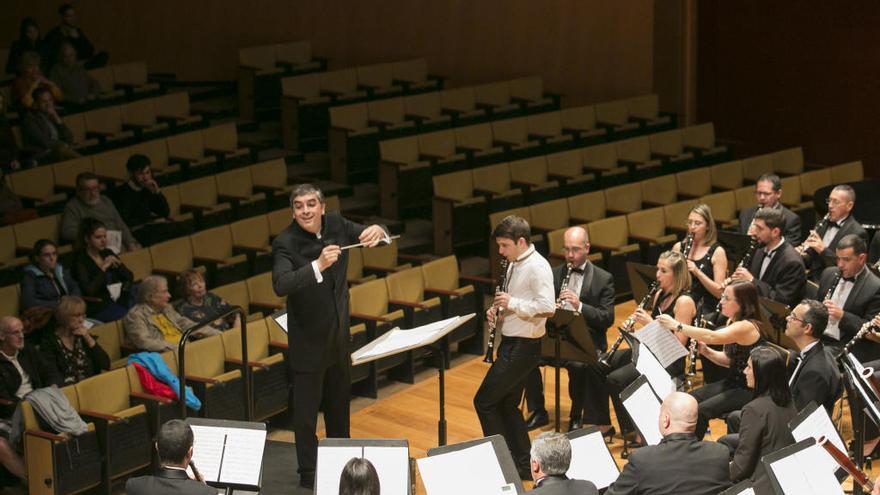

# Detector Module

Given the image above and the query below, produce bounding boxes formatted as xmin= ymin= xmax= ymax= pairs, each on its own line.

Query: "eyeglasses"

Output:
xmin=786 ymin=313 xmax=807 ymax=324
xmin=826 ymin=198 xmax=847 ymax=206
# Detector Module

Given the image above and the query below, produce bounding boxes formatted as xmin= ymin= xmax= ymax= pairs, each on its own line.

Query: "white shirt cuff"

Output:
xmin=311 ymin=260 xmax=323 ymax=283
xmin=577 ymin=301 xmax=583 ymax=313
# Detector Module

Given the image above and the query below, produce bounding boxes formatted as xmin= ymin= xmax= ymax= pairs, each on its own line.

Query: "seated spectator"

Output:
xmin=0 ymin=91 xmax=36 ymax=172
xmin=124 ymin=275 xmax=220 ymax=352
xmin=5 ymin=17 xmax=45 ymax=76
xmin=528 ymin=432 xmax=598 ymax=494
xmin=112 ymin=154 xmax=171 ymax=236
xmin=21 ymin=239 xmax=81 ymax=311
xmin=12 ymin=51 xmax=62 ymax=110
xmin=49 ymin=41 xmax=100 ymax=108
xmin=0 ymin=316 xmax=61 ymax=481
xmin=125 ymin=419 xmax=215 ymax=495
xmin=339 ymin=457 xmax=381 ymax=495
xmin=71 ymin=217 xmax=134 ymax=322
xmin=41 ymin=295 xmax=110 ymax=385
xmin=22 ymin=87 xmax=79 ymax=164
xmin=44 ymin=4 xmax=108 ymax=70
xmin=61 ymin=172 xmax=139 ymax=252
xmin=174 ymin=269 xmax=240 ymax=331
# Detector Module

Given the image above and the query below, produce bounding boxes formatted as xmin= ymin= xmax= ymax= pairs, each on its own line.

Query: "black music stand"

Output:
xmin=626 ymin=262 xmax=657 ymax=303
xmin=838 ymin=352 xmax=880 ymax=495
xmin=542 ymin=308 xmax=595 ymax=432
xmin=758 ymin=297 xmax=793 ymax=347
xmin=718 ymin=231 xmax=754 ymax=267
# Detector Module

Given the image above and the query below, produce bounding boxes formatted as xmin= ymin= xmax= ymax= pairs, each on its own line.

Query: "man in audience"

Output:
xmin=125 ymin=419 xmax=215 ymax=495
xmin=802 ymin=185 xmax=868 ymax=280
xmin=0 ymin=316 xmax=61 ymax=481
xmin=731 ymin=208 xmax=806 ymax=307
xmin=605 ymin=392 xmax=731 ymax=495
xmin=61 ymin=172 xmax=140 ymax=252
xmin=528 ymin=432 xmax=598 ymax=494
xmin=49 ymin=41 xmax=100 ymax=107
xmin=784 ymin=300 xmax=841 ymax=412
xmin=739 ymin=173 xmax=801 ymax=245
xmin=22 ymin=86 xmax=78 ymax=164
xmin=45 ymin=3 xmax=108 ymax=69
xmin=112 ymin=154 xmax=171 ymax=242
xmin=817 ymin=234 xmax=880 ymax=360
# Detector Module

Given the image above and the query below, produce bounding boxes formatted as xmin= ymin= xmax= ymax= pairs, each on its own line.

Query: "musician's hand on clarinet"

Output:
xmin=873 ymin=314 xmax=880 ymax=328
xmin=316 ymin=244 xmax=341 ymax=271
xmin=802 ymin=231 xmax=824 ymax=254
xmin=823 ymin=300 xmax=844 ymax=320
xmin=486 ymin=306 xmax=502 ymax=326
xmin=359 ymin=225 xmax=388 ymax=247
xmin=655 ymin=314 xmax=677 ymax=331
xmin=633 ymin=308 xmax=652 ymax=326
xmin=730 ymin=267 xmax=754 ymax=283
xmin=559 ymin=289 xmax=579 ymax=308
xmin=686 ymin=260 xmax=699 ymax=275
xmin=493 ymin=291 xmax=511 ymax=310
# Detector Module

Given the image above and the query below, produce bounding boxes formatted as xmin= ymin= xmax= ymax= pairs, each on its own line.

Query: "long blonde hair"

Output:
xmin=658 ymin=250 xmax=691 ymax=299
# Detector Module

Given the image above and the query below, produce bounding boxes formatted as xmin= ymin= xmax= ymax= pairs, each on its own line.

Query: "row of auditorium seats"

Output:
xmin=281 ymin=58 xmax=444 ymax=150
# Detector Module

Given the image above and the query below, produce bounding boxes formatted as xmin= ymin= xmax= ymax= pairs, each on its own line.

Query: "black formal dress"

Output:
xmin=125 ymin=467 xmax=216 ymax=495
xmin=789 ymin=341 xmax=841 ymax=413
xmin=730 ymin=395 xmax=797 ymax=495
xmin=817 ymin=266 xmax=880 ymax=361
xmin=531 ymin=474 xmax=598 ymax=495
xmin=524 ymin=261 xmax=615 ymax=425
xmin=605 ymin=432 xmax=731 ymax=495
xmin=739 ymin=203 xmax=802 ymax=246
xmin=271 ymin=211 xmax=386 ymax=482
xmin=747 ymin=240 xmax=806 ymax=308
xmin=806 ymin=215 xmax=868 ymax=279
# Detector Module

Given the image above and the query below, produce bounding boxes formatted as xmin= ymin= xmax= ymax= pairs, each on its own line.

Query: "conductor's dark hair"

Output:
xmin=798 ymin=299 xmax=828 ymax=338
xmin=836 ymin=234 xmax=867 ymax=255
xmin=492 ymin=215 xmax=531 ymax=244
xmin=289 ymin=183 xmax=325 ymax=206
xmin=156 ymin=420 xmax=194 ymax=465
xmin=338 ymin=457 xmax=380 ymax=495
xmin=757 ymin=173 xmax=783 ymax=192
xmin=750 ymin=346 xmax=792 ymax=408
xmin=754 ymin=207 xmax=785 ymax=232
xmin=125 ymin=154 xmax=151 ymax=174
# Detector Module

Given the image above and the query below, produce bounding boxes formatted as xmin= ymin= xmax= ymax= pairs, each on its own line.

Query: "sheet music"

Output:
xmin=634 ymin=342 xmax=674 ymax=400
xmin=417 ymin=442 xmax=508 ymax=495
xmin=567 ymin=431 xmax=619 ymax=489
xmin=622 ymin=381 xmax=663 ymax=445
xmin=273 ymin=312 xmax=288 ymax=333
xmin=768 ymin=443 xmax=845 ymax=495
xmin=189 ymin=425 xmax=266 ymax=486
xmin=364 ymin=446 xmax=409 ymax=495
xmin=316 ymin=446 xmax=363 ymax=495
xmin=189 ymin=426 xmax=227 ymax=482
xmin=790 ymin=406 xmax=846 ymax=474
xmin=632 ymin=320 xmax=687 ymax=368
xmin=106 ymin=230 xmax=122 ymax=254
xmin=739 ymin=489 xmax=756 ymax=495
xmin=844 ymin=364 xmax=880 ymax=425
xmin=354 ymin=316 xmax=460 ymax=361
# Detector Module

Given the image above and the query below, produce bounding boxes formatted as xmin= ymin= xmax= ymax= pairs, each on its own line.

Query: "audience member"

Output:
xmin=605 ymin=392 xmax=730 ymax=495
xmin=21 ymin=239 xmax=81 ymax=311
xmin=111 ymin=154 xmax=171 ymax=237
xmin=12 ymin=51 xmax=62 ymax=109
xmin=22 ymin=87 xmax=78 ymax=164
xmin=527 ymin=431 xmax=598 ymax=494
xmin=339 ymin=457 xmax=381 ymax=495
xmin=125 ymin=419 xmax=215 ymax=495
xmin=61 ymin=172 xmax=139 ymax=252
xmin=174 ymin=269 xmax=240 ymax=331
xmin=124 ymin=275 xmax=219 ymax=352
xmin=45 ymin=3 xmax=109 ymax=70
xmin=5 ymin=17 xmax=45 ymax=75
xmin=49 ymin=41 xmax=100 ymax=107
xmin=71 ymin=217 xmax=134 ymax=322
xmin=41 ymin=295 xmax=110 ymax=385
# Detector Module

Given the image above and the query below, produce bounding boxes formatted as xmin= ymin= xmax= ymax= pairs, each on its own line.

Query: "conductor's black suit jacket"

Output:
xmin=817 ymin=266 xmax=880 ymax=360
xmin=272 ymin=212 xmax=384 ymax=372
xmin=552 ymin=262 xmax=615 ymax=353
xmin=748 ymin=241 xmax=806 ymax=308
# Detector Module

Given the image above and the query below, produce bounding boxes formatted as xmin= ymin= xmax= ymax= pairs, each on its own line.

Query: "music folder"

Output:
xmin=565 ymin=426 xmax=620 ymax=489
xmin=763 ymin=437 xmax=845 ymax=495
xmin=620 ymin=375 xmax=663 ymax=446
xmin=351 ymin=314 xmax=475 ymax=366
xmin=185 ymin=417 xmax=267 ymax=491
xmin=420 ymin=435 xmax=522 ymax=494
xmin=316 ymin=438 xmax=410 ymax=495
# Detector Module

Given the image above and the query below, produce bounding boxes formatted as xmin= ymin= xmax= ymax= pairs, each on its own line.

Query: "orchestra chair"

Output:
xmin=625 ymin=94 xmax=676 ymax=131
xmin=222 ymin=319 xmax=288 ymax=421
xmin=830 ymin=160 xmax=863 ymax=184
xmin=432 ymin=170 xmax=490 ymax=255
xmin=627 ymin=207 xmax=679 ymax=265
xmin=421 ymin=255 xmax=485 ymax=354
xmin=771 ymin=147 xmax=805 ymax=176
xmin=640 ymin=174 xmax=679 ymax=207
xmin=546 ymin=149 xmax=598 ymax=197
xmin=349 ymin=278 xmax=409 ymax=383
xmin=681 ymin=123 xmax=731 ymax=164
xmin=676 ymin=167 xmax=713 ymax=199
xmin=153 ymin=92 xmax=204 ymax=131
xmin=740 ymin=153 xmax=774 ymax=184
xmin=508 ymin=156 xmax=561 ymax=204
xmin=588 ymin=216 xmax=641 ymax=297
xmin=649 ymin=129 xmax=696 ymax=173
xmin=245 ymin=272 xmax=285 ymax=316
xmin=710 ymin=160 xmax=744 ymax=191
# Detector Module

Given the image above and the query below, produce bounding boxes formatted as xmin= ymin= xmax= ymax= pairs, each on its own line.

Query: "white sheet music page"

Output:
xmin=273 ymin=312 xmax=288 ymax=333
xmin=316 ymin=446 xmax=363 ymax=495
xmin=354 ymin=316 xmax=460 ymax=361
xmin=790 ymin=406 xmax=846 ymax=474
xmin=739 ymin=489 xmax=756 ymax=495
xmin=622 ymin=381 xmax=663 ymax=445
xmin=634 ymin=342 xmax=675 ymax=400
xmin=189 ymin=426 xmax=227 ymax=482
xmin=566 ymin=431 xmax=619 ymax=489
xmin=217 ymin=428 xmax=266 ymax=486
xmin=364 ymin=446 xmax=409 ymax=495
xmin=632 ymin=320 xmax=687 ymax=368
xmin=768 ymin=443 xmax=845 ymax=495
xmin=417 ymin=441 xmax=507 ymax=495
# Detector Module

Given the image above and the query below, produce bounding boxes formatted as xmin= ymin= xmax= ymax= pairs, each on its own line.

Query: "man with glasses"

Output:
xmin=739 ymin=174 xmax=801 ymax=245
xmin=783 ymin=300 xmax=841 ymax=412
xmin=60 ymin=171 xmax=140 ymax=252
xmin=801 ymin=184 xmax=868 ymax=280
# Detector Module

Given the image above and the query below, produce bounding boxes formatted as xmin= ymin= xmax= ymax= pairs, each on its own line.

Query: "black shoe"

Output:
xmin=526 ymin=410 xmax=549 ymax=431
xmin=568 ymin=418 xmax=583 ymax=432
xmin=299 ymin=473 xmax=315 ymax=489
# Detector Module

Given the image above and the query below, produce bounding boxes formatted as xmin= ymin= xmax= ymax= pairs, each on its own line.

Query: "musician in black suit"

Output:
xmin=271 ymin=184 xmax=388 ymax=489
xmin=125 ymin=420 xmax=216 ymax=495
xmin=731 ymin=207 xmax=806 ymax=308
xmin=783 ymin=300 xmax=841 ymax=412
xmin=816 ymin=234 xmax=880 ymax=360
xmin=528 ymin=432 xmax=598 ymax=495
xmin=523 ymin=226 xmax=615 ymax=432
xmin=739 ymin=173 xmax=802 ymax=245
xmin=605 ymin=392 xmax=731 ymax=495
xmin=802 ymin=184 xmax=869 ymax=280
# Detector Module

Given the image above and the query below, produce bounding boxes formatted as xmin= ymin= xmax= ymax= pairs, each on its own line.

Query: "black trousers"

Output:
xmin=524 ymin=361 xmax=613 ymax=425
xmin=606 ymin=348 xmax=686 ymax=434
xmin=691 ymin=380 xmax=752 ymax=439
xmin=474 ymin=336 xmax=541 ymax=468
xmin=290 ymin=355 xmax=351 ymax=479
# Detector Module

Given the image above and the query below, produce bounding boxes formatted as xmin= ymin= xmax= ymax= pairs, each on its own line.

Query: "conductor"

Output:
xmin=272 ymin=184 xmax=388 ymax=489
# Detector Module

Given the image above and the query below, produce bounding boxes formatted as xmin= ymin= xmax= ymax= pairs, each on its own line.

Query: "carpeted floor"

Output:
xmin=256 ymin=440 xmax=311 ymax=495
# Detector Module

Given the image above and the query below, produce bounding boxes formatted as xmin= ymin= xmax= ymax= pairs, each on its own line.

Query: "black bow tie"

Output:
xmin=842 ymin=275 xmax=856 ymax=283
xmin=827 ymin=221 xmax=842 ymax=229
xmin=569 ymin=266 xmax=584 ymax=274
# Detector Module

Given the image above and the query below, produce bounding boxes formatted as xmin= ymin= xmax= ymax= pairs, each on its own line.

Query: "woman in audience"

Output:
xmin=123 ymin=275 xmax=220 ymax=352
xmin=12 ymin=51 xmax=62 ymax=109
xmin=728 ymin=346 xmax=796 ymax=494
xmin=5 ymin=17 xmax=44 ymax=75
xmin=41 ymin=295 xmax=110 ymax=385
xmin=657 ymin=281 xmax=765 ymax=440
xmin=21 ymin=239 xmax=81 ymax=311
xmin=71 ymin=218 xmax=134 ymax=322
xmin=339 ymin=457 xmax=381 ymax=495
xmin=174 ymin=269 xmax=240 ymax=331
xmin=49 ymin=41 xmax=100 ymax=108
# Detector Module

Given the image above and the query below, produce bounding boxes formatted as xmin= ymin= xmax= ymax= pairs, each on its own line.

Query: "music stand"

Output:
xmin=839 ymin=352 xmax=880 ymax=495
xmin=763 ymin=437 xmax=846 ymax=495
xmin=316 ymin=438 xmax=410 ymax=495
xmin=758 ymin=297 xmax=793 ymax=347
xmin=788 ymin=401 xmax=848 ymax=481
xmin=422 ymin=435 xmax=523 ymax=494
xmin=542 ymin=308 xmax=595 ymax=432
xmin=626 ymin=262 xmax=657 ymax=303
xmin=718 ymin=231 xmax=754 ymax=267
xmin=186 ymin=417 xmax=267 ymax=493
xmin=565 ymin=426 xmax=620 ymax=490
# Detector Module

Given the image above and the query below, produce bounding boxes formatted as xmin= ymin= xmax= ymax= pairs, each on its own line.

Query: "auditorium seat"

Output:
xmin=149 ymin=237 xmax=198 ymax=288
xmin=349 ymin=278 xmax=408 ymax=382
xmin=741 ymin=153 xmax=774 ymax=183
xmin=52 ymin=156 xmax=94 ymax=191
xmin=175 ymin=334 xmax=245 ymax=420
xmin=508 ymin=156 xmax=560 ymax=204
xmin=7 ymin=165 xmax=67 ymax=213
xmin=378 ymin=135 xmax=433 ymax=219
xmin=508 ymin=76 xmax=559 ymax=111
xmin=473 ymin=81 xmax=521 ymax=118
xmin=367 ymin=98 xmax=417 ymax=134
xmin=166 ymin=129 xmax=218 ymax=172
xmin=681 ymin=123 xmax=729 ymax=163
xmin=153 ymin=92 xmax=204 ymax=130
xmin=439 ymin=87 xmax=487 ymax=122
xmin=710 ymin=160 xmax=744 ymax=191
xmin=125 ymin=363 xmax=180 ymax=435
xmin=546 ymin=149 xmax=596 ymax=196
xmin=471 ymin=162 xmax=524 ymax=211
xmin=830 ymin=160 xmax=863 ymax=183
xmin=559 ymin=106 xmax=607 ymax=141
xmin=432 ymin=171 xmax=489 ymax=255
xmin=663 ymin=199 xmax=700 ymax=236
xmin=526 ymin=112 xmax=576 ymax=149
xmin=202 ymin=122 xmax=252 ymax=165
xmin=419 ymin=130 xmax=468 ymax=169
xmin=454 ymin=123 xmax=505 ymax=166
xmin=112 ymin=62 xmax=161 ymax=96
xmin=616 ymin=136 xmax=662 ymax=177
xmin=701 ymin=191 xmax=739 ymax=228
xmin=190 ymin=225 xmax=251 ymax=286
xmin=321 ymin=69 xmax=367 ymax=101
xmin=130 ymin=138 xmax=179 ymax=182
xmin=581 ymin=142 xmax=622 ymax=173
xmin=83 ymin=106 xmax=136 ymax=147
xmin=0 ymin=285 xmax=20 ymax=318
xmin=119 ymin=248 xmax=153 ymax=282
xmin=587 ymin=216 xmax=640 ymax=295
xmin=87 ymin=66 xmax=126 ymax=101
xmin=529 ymin=198 xmax=570 ymax=234
xmin=230 ymin=215 xmax=273 ymax=274
xmin=771 ymin=147 xmax=804 ymax=176
xmin=627 ymin=207 xmax=678 ymax=264
xmin=13 ymin=214 xmax=62 ymax=254
xmin=491 ymin=117 xmax=543 ymax=160
xmin=267 ymin=207 xmax=293 ymax=238
xmin=649 ymin=129 xmax=695 ymax=172
xmin=676 ymin=167 xmax=712 ymax=199
xmin=61 ymin=113 xmax=100 ymax=152
xmin=119 ymin=98 xmax=169 ymax=139
xmin=567 ymin=190 xmax=607 ymax=224
xmin=640 ymin=174 xmax=678 ymax=207
xmin=90 ymin=320 xmax=129 ymax=369
xmin=779 ymin=176 xmax=805 ymax=209
xmin=626 ymin=94 xmax=675 ymax=131
xmin=160 ymin=183 xmax=197 ymax=224
xmin=347 ymin=248 xmax=378 ymax=285
xmin=246 ymin=272 xmax=285 ymax=315
xmin=212 ymin=281 xmax=251 ymax=318
xmin=391 ymin=58 xmax=443 ymax=93
xmin=215 ymin=167 xmax=267 ymax=218
xmin=798 ymin=168 xmax=832 ymax=200
xmin=420 ymin=255 xmax=482 ymax=354
xmin=356 ymin=63 xmax=404 ymax=98
xmin=604 ymin=182 xmax=643 ymax=216
xmin=222 ymin=319 xmax=288 ymax=421
xmin=734 ymin=186 xmax=757 ymax=219
xmin=328 ymin=103 xmax=381 ymax=183
xmin=238 ymin=41 xmax=325 ymax=120
xmin=403 ymin=92 xmax=452 ymax=131
xmin=177 ymin=176 xmax=232 ymax=228
xmin=385 ymin=267 xmax=444 ymax=329
xmin=594 ymin=99 xmax=641 ymax=138
xmin=361 ymin=242 xmax=415 ymax=276
xmin=91 ymin=147 xmax=132 ymax=184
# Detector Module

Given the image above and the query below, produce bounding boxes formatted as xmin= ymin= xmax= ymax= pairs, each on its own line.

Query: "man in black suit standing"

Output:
xmin=528 ymin=432 xmax=598 ymax=495
xmin=271 ymin=184 xmax=388 ymax=489
xmin=125 ymin=420 xmax=216 ymax=495
xmin=784 ymin=300 xmax=841 ymax=412
xmin=605 ymin=392 xmax=731 ymax=495
xmin=731 ymin=208 xmax=806 ymax=308
xmin=817 ymin=234 xmax=880 ymax=359
xmin=523 ymin=227 xmax=615 ymax=432
xmin=739 ymin=173 xmax=802 ymax=245
xmin=802 ymin=184 xmax=868 ymax=280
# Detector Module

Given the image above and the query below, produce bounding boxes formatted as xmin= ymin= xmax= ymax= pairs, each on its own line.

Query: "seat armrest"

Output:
xmin=269 ymin=341 xmax=289 ymax=350
xmin=350 ymin=312 xmax=391 ymax=322
xmin=79 ymin=409 xmax=121 ymax=422
xmin=226 ymin=357 xmax=270 ymax=370
xmin=388 ymin=299 xmax=427 ymax=309
xmin=425 ymin=287 xmax=460 ymax=296
xmin=250 ymin=301 xmax=285 ymax=311
xmin=26 ymin=429 xmax=66 ymax=442
xmin=152 ymin=268 xmax=182 ymax=277
xmin=186 ymin=374 xmax=219 ymax=384
xmin=589 ymin=242 xmax=618 ymax=252
xmin=130 ymin=391 xmax=173 ymax=405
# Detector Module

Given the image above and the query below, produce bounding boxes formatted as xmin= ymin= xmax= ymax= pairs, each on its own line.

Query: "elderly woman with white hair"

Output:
xmin=123 ymin=275 xmax=220 ymax=352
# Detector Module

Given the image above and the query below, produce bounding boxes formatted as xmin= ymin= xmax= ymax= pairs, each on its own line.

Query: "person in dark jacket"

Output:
xmin=22 ymin=87 xmax=79 ymax=164
xmin=44 ymin=4 xmax=108 ymax=70
xmin=529 ymin=432 xmax=598 ymax=495
xmin=41 ymin=295 xmax=110 ymax=385
xmin=71 ymin=217 xmax=133 ymax=322
xmin=5 ymin=17 xmax=45 ymax=75
xmin=783 ymin=300 xmax=841 ymax=413
xmin=111 ymin=154 xmax=171 ymax=240
xmin=125 ymin=420 xmax=215 ymax=495
xmin=21 ymin=239 xmax=81 ymax=311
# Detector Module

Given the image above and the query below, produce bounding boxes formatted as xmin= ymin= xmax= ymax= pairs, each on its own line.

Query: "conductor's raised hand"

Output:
xmin=359 ymin=225 xmax=387 ymax=247
xmin=316 ymin=244 xmax=342 ymax=271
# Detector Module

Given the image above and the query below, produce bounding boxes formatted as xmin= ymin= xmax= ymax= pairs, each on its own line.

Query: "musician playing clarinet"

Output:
xmin=475 ymin=215 xmax=555 ymax=480
xmin=802 ymin=184 xmax=868 ymax=281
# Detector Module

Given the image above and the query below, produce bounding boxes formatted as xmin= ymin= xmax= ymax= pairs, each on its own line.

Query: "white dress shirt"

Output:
xmin=821 ymin=215 xmax=849 ymax=247
xmin=823 ymin=265 xmax=866 ymax=341
xmin=500 ymin=244 xmax=556 ymax=339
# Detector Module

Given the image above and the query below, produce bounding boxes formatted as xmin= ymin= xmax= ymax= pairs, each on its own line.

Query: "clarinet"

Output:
xmin=823 ymin=270 xmax=843 ymax=302
xmin=686 ymin=299 xmax=704 ymax=377
xmin=796 ymin=213 xmax=831 ymax=255
xmin=484 ymin=258 xmax=510 ymax=364
xmin=817 ymin=436 xmax=874 ymax=492
xmin=557 ymin=264 xmax=580 ymax=316
xmin=681 ymin=232 xmax=695 ymax=259
xmin=842 ymin=315 xmax=880 ymax=355
xmin=598 ymin=281 xmax=659 ymax=371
